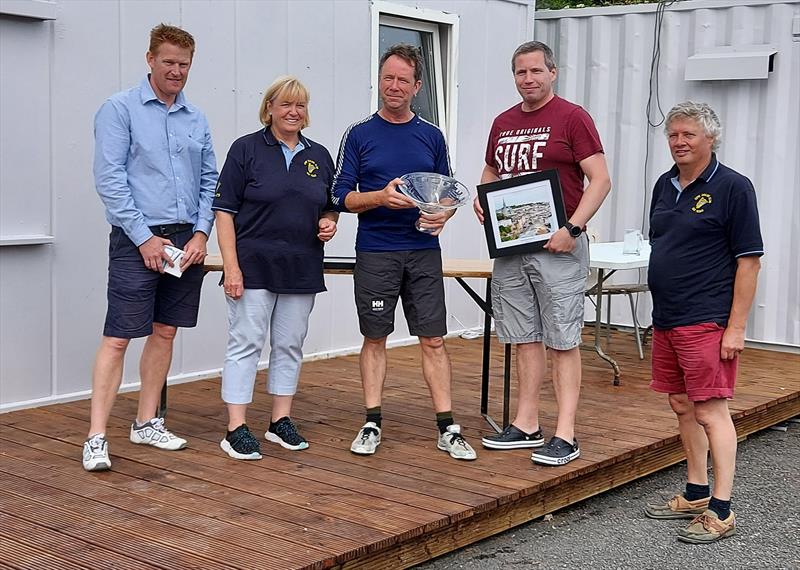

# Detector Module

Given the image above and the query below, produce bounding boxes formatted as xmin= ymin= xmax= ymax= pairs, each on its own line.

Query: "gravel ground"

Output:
xmin=417 ymin=422 xmax=800 ymax=570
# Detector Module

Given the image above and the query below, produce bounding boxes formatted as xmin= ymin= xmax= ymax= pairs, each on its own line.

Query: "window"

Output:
xmin=371 ymin=2 xmax=460 ymax=162
xmin=379 ymin=17 xmax=444 ymax=125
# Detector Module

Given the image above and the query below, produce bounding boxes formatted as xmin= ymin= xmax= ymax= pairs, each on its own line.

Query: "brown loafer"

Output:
xmin=677 ymin=509 xmax=736 ymax=544
xmin=644 ymin=494 xmax=710 ymax=519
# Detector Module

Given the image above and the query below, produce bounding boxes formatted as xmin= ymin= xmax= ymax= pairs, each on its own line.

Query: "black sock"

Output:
xmin=708 ymin=496 xmax=731 ymax=520
xmin=684 ymin=482 xmax=711 ymax=502
xmin=366 ymin=406 xmax=382 ymax=428
xmin=436 ymin=411 xmax=454 ymax=434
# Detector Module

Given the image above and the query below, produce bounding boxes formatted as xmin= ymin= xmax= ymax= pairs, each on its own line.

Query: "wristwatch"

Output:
xmin=563 ymin=221 xmax=583 ymax=238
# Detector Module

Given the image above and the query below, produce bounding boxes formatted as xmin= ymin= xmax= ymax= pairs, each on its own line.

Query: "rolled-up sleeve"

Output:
xmin=195 ymin=116 xmax=218 ymax=236
xmin=93 ymin=100 xmax=152 ymax=247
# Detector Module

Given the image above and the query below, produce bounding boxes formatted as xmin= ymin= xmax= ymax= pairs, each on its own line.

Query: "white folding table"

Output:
xmin=588 ymin=241 xmax=651 ymax=385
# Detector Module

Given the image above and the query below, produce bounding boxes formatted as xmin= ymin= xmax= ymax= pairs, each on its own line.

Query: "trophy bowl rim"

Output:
xmin=398 ymin=172 xmax=471 ymax=210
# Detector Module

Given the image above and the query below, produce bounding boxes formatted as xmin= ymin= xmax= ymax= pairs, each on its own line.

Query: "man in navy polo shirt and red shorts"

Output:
xmin=474 ymin=41 xmax=611 ymax=466
xmin=644 ymin=101 xmax=763 ymax=544
xmin=331 ymin=44 xmax=477 ymax=461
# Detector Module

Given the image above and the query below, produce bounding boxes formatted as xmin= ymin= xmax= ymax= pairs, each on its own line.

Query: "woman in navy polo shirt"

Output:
xmin=212 ymin=76 xmax=337 ymax=460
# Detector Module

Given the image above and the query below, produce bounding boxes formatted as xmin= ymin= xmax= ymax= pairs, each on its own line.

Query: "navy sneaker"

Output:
xmin=266 ymin=416 xmax=309 ymax=451
xmin=220 ymin=424 xmax=262 ymax=460
xmin=531 ymin=436 xmax=580 ymax=466
xmin=481 ymin=424 xmax=544 ymax=449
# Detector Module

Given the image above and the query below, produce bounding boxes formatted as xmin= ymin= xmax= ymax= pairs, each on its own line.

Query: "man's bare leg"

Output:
xmin=550 ymin=346 xmax=582 ymax=442
xmin=88 ymin=336 xmax=130 ymax=436
xmin=419 ymin=336 xmax=451 ymax=413
xmin=136 ymin=322 xmax=177 ymax=423
xmin=512 ymin=341 xmax=546 ymax=433
xmin=360 ymin=336 xmax=388 ymax=408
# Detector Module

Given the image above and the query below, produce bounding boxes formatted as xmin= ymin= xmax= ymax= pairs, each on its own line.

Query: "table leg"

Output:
xmin=456 ymin=276 xmax=507 ymax=434
xmin=479 ymin=278 xmax=505 ymax=434
xmin=480 ymin=280 xmax=491 ymax=420
xmin=593 ymin=268 xmax=621 ymax=385
xmin=158 ymin=383 xmax=168 ymax=419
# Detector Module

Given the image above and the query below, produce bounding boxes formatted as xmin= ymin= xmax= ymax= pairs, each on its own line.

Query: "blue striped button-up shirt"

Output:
xmin=93 ymin=76 xmax=218 ymax=246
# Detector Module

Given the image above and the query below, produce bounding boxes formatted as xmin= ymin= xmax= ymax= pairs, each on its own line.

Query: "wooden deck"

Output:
xmin=1 ymin=330 xmax=798 ymax=569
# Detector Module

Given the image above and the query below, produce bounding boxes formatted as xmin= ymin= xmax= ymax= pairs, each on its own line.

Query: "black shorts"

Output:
xmin=103 ymin=226 xmax=205 ymax=339
xmin=353 ymin=249 xmax=447 ymax=339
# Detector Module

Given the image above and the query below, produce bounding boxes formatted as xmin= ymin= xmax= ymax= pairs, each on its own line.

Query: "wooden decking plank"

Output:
xmin=0 ymin=539 xmax=91 ymax=570
xmin=41 ymin=408 xmax=456 ymax=533
xmin=0 ymin=425 xmax=394 ymax=552
xmin=0 ymin=489 xmax=241 ymax=570
xmin=0 ymin=512 xmax=158 ymax=570
xmin=0 ymin=428 xmax=372 ymax=554
xmin=0 ymin=475 xmax=302 ymax=570
xmin=0 ymin=455 xmax=337 ymax=568
xmin=4 ymin=409 xmax=443 ymax=540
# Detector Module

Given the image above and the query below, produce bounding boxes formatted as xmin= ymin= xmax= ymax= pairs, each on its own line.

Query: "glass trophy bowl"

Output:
xmin=398 ymin=172 xmax=472 ymax=233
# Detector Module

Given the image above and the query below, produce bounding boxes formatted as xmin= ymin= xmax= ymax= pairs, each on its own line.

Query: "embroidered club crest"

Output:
xmin=304 ymin=159 xmax=319 ymax=178
xmin=692 ymin=193 xmax=712 ymax=213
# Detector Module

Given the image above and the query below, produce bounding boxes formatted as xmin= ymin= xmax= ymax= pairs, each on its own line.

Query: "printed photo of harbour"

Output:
xmin=494 ymin=199 xmax=554 ymax=242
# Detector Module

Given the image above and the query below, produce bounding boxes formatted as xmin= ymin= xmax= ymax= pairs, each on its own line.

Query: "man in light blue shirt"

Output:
xmin=83 ymin=24 xmax=218 ymax=472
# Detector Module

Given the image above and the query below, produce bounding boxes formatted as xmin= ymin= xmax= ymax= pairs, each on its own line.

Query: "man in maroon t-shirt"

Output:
xmin=474 ymin=41 xmax=611 ymax=466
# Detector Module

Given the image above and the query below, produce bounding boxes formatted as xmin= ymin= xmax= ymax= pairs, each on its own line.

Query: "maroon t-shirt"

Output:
xmin=484 ymin=95 xmax=604 ymax=218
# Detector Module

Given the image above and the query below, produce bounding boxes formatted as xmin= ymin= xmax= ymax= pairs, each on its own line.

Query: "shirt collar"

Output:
xmin=139 ymin=75 xmax=191 ymax=112
xmin=698 ymin=153 xmax=720 ymax=182
xmin=667 ymin=153 xmax=720 ymax=183
xmin=262 ymin=127 xmax=311 ymax=148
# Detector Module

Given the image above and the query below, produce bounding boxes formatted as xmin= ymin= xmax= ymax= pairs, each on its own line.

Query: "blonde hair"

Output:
xmin=259 ymin=76 xmax=310 ymax=128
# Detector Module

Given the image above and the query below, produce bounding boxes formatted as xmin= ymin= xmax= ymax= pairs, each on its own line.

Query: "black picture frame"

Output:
xmin=477 ymin=169 xmax=567 ymax=259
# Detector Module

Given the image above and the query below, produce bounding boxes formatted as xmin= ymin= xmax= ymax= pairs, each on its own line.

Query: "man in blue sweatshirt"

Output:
xmin=331 ymin=44 xmax=476 ymax=461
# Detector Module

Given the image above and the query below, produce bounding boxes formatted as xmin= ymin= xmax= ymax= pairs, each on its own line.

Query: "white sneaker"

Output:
xmin=129 ymin=417 xmax=187 ymax=450
xmin=437 ymin=424 xmax=477 ymax=460
xmin=350 ymin=422 xmax=381 ymax=455
xmin=82 ymin=433 xmax=111 ymax=471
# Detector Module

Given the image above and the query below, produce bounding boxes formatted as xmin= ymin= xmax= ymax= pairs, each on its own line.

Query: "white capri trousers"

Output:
xmin=221 ymin=288 xmax=315 ymax=404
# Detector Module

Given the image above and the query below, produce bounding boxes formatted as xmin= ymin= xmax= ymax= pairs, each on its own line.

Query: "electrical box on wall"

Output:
xmin=685 ymin=45 xmax=777 ymax=81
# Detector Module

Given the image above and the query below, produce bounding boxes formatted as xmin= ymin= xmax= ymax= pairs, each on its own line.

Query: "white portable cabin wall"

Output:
xmin=536 ymin=0 xmax=800 ymax=348
xmin=0 ymin=0 xmax=535 ymax=410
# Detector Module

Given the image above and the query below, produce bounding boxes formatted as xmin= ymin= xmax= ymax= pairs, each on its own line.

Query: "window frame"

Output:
xmin=378 ymin=15 xmax=445 ymax=127
xmin=371 ymin=1 xmax=460 ymax=166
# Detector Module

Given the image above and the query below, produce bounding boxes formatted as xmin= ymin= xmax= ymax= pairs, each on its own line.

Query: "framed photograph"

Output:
xmin=477 ymin=169 xmax=567 ymax=258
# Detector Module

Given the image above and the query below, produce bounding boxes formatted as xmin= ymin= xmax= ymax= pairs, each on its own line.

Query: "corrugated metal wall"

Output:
xmin=0 ymin=0 xmax=534 ymax=410
xmin=536 ymin=0 xmax=800 ymax=347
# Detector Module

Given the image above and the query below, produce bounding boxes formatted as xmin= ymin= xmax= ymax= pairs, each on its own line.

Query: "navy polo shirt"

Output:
xmin=648 ymin=154 xmax=763 ymax=329
xmin=212 ymin=128 xmax=334 ymax=293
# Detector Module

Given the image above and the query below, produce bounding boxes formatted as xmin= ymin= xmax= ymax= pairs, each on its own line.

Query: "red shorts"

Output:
xmin=650 ymin=322 xmax=738 ymax=402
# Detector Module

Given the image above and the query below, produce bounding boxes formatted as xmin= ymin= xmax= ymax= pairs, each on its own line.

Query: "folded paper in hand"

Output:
xmin=163 ymin=245 xmax=185 ymax=277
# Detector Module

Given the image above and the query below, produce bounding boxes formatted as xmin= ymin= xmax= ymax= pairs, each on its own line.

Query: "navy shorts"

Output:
xmin=353 ymin=249 xmax=447 ymax=339
xmin=103 ymin=226 xmax=205 ymax=339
